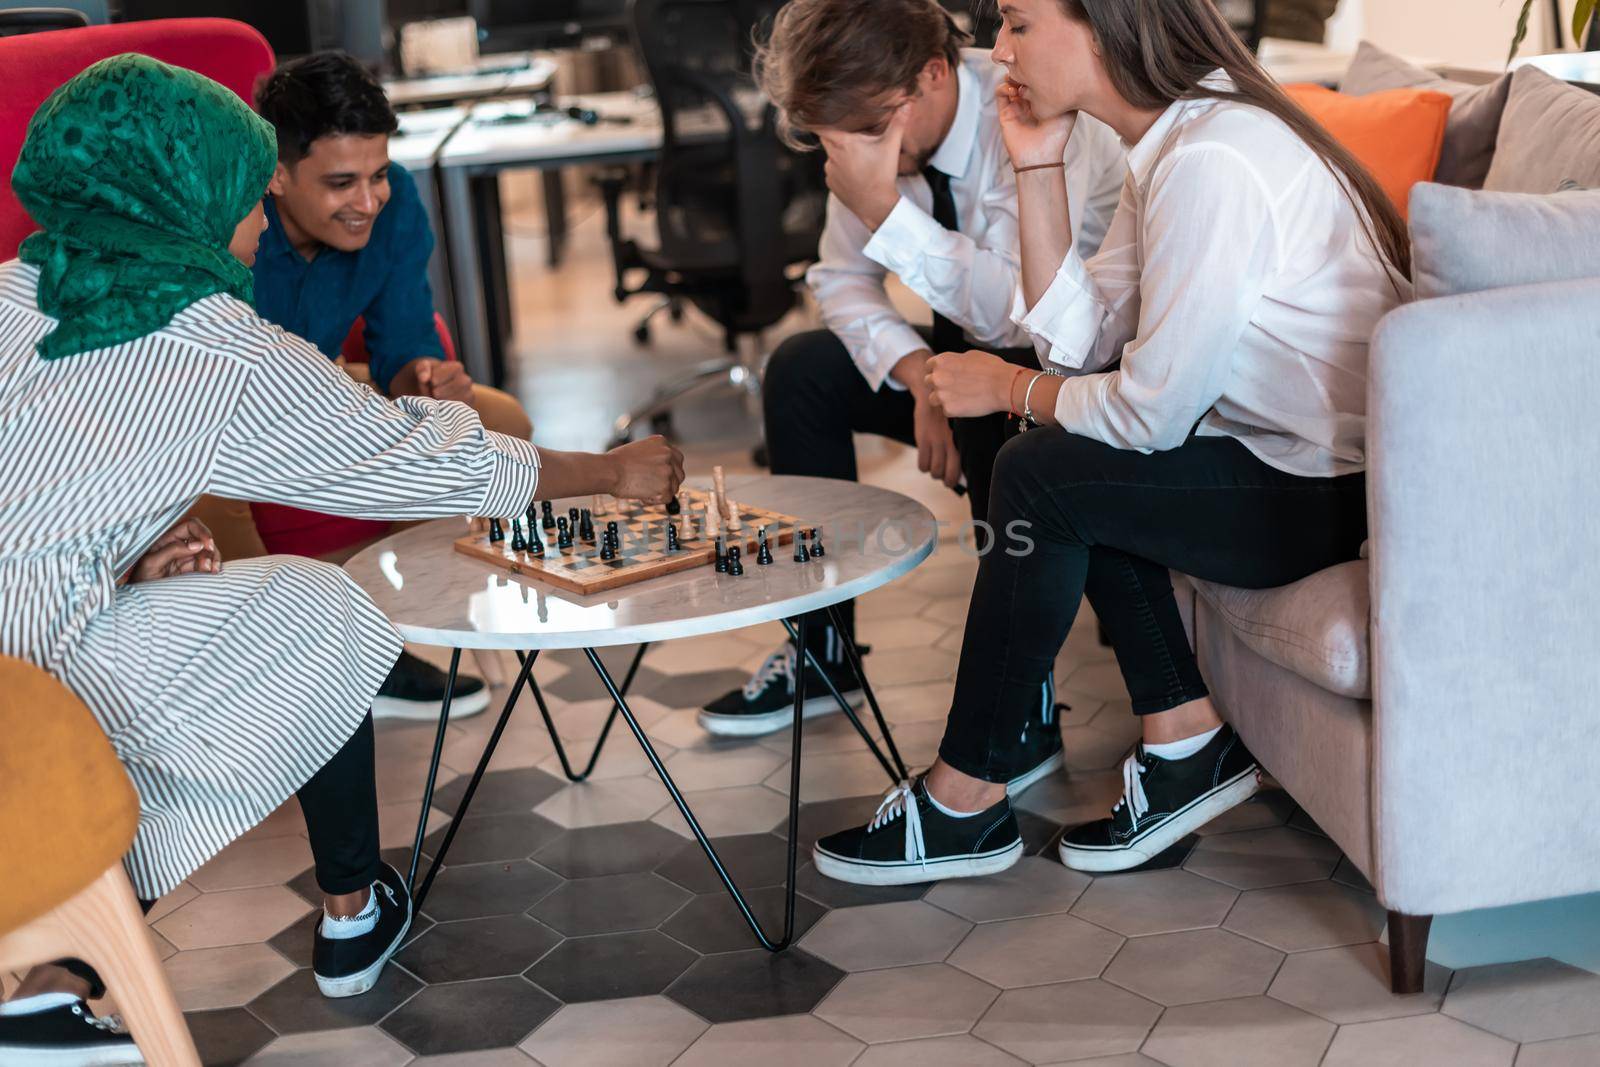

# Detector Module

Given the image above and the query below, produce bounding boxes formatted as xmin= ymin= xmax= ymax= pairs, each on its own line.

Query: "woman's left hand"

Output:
xmin=926 ymin=350 xmax=1015 ymax=418
xmin=129 ymin=517 xmax=221 ymax=583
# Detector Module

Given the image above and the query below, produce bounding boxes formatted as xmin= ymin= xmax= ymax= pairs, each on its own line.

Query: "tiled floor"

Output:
xmin=18 ymin=184 xmax=1599 ymax=1065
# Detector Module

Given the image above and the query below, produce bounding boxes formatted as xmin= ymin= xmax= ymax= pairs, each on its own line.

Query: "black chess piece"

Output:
xmin=568 ymin=507 xmax=580 ymax=534
xmin=665 ymin=521 xmax=681 ymax=552
xmin=756 ymin=528 xmax=774 ymax=566
xmin=488 ymin=518 xmax=505 ymax=544
xmin=666 ymin=496 xmax=681 ymax=516
xmin=557 ymin=517 xmax=573 ymax=550
xmin=541 ymin=501 xmax=556 ymax=530
xmin=600 ymin=532 xmax=616 ymax=561
xmin=793 ymin=530 xmax=810 ymax=563
xmin=525 ymin=501 xmax=538 ymax=528
xmin=510 ymin=519 xmax=527 ymax=551
xmin=727 ymin=546 xmax=744 ymax=576
xmin=715 ymin=536 xmax=728 ymax=572
xmin=579 ymin=509 xmax=595 ymax=543
xmin=808 ymin=527 xmax=825 ymax=557
xmin=528 ymin=532 xmax=545 ymax=557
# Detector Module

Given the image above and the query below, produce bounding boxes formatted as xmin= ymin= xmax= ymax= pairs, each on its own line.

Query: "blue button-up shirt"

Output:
xmin=251 ymin=161 xmax=443 ymax=394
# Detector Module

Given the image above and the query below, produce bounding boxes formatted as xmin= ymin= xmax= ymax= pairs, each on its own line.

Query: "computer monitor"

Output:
xmin=467 ymin=0 xmax=628 ymax=54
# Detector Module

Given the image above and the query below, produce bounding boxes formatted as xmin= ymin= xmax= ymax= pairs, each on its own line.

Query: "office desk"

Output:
xmin=389 ymin=106 xmax=471 ymax=341
xmin=384 ymin=54 xmax=559 ymax=109
xmin=436 ymin=91 xmax=665 ymax=384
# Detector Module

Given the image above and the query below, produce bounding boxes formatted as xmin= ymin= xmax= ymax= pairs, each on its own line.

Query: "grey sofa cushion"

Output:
xmin=1340 ymin=40 xmax=1509 ymax=188
xmin=1186 ymin=561 xmax=1370 ymax=700
xmin=1484 ymin=65 xmax=1600 ymax=193
xmin=1410 ymin=182 xmax=1600 ymax=299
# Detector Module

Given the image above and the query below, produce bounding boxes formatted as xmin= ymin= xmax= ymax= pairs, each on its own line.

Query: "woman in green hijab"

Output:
xmin=0 ymin=55 xmax=680 ymax=1058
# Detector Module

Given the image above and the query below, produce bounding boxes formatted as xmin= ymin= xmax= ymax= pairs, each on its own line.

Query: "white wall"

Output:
xmin=1325 ymin=0 xmax=1576 ymax=71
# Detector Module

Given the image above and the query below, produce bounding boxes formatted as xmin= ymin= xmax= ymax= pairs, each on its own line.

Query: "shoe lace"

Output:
xmin=743 ymin=643 xmax=797 ymax=701
xmin=868 ymin=779 xmax=926 ymax=867
xmin=1111 ymin=750 xmax=1152 ymax=831
xmin=71 ymin=1004 xmax=125 ymax=1033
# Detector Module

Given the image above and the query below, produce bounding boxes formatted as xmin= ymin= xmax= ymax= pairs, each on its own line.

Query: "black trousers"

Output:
xmin=938 ymin=429 xmax=1368 ymax=784
xmin=57 ymin=713 xmax=382 ymax=998
xmin=763 ymin=327 xmax=1037 ymax=657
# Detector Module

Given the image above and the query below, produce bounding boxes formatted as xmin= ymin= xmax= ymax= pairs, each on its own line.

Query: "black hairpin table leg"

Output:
xmin=581 ymin=616 xmax=810 ymax=951
xmin=407 ymin=648 xmax=461 ymax=897
xmin=780 ymin=616 xmax=906 ymax=783
xmin=824 ymin=603 xmax=910 ymax=780
xmin=522 ymin=642 xmax=650 ymax=782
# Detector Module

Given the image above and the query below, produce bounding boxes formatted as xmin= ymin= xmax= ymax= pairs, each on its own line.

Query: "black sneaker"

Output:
xmin=372 ymin=650 xmax=489 ymax=721
xmin=0 ymin=1000 xmax=140 ymax=1065
xmin=312 ymin=863 xmax=412 ymax=998
xmin=698 ymin=643 xmax=863 ymax=738
xmin=813 ymin=777 xmax=1023 ymax=885
xmin=1058 ymin=724 xmax=1261 ymax=872
xmin=1006 ymin=677 xmax=1067 ymax=796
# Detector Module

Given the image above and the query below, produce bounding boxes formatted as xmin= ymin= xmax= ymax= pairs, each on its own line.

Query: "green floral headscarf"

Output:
xmin=11 ymin=53 xmax=278 ymax=360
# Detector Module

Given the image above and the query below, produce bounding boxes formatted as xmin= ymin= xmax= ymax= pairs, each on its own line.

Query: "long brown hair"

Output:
xmin=1059 ymin=0 xmax=1411 ymax=282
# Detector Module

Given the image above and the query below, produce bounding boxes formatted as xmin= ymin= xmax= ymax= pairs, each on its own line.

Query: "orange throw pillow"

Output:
xmin=1284 ymin=83 xmax=1452 ymax=220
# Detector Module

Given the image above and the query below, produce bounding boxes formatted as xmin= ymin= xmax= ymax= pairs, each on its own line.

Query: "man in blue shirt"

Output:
xmin=244 ymin=52 xmax=534 ymax=718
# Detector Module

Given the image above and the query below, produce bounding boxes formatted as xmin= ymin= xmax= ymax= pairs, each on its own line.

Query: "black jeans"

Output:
xmin=938 ymin=429 xmax=1368 ymax=784
xmin=764 ymin=327 xmax=1036 ymax=658
xmin=56 ymin=713 xmax=381 ymax=998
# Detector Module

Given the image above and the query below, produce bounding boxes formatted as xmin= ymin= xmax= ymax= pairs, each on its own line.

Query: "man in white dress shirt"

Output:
xmin=698 ymin=0 xmax=1125 ymax=767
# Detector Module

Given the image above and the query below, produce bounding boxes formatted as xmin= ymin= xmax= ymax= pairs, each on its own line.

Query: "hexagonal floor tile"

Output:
xmin=189 ymin=835 xmax=313 ymax=892
xmin=796 ymin=860 xmax=932 ymax=909
xmin=1442 ymin=957 xmax=1600 ymax=1043
xmin=247 ymin=965 xmax=421 ymax=1035
xmin=764 ymin=749 xmax=894 ymax=801
xmin=655 ymin=833 xmax=792 ymax=893
xmin=1331 ymin=855 xmax=1374 ymax=893
xmin=658 ymin=886 xmax=825 ymax=954
xmin=635 ymin=667 xmax=750 ymax=709
xmin=182 ymin=1007 xmax=274 ymax=1066
xmin=430 ymin=766 xmax=567 ymax=815
xmin=381 ymin=977 xmax=558 ymax=1056
xmin=800 ymin=900 xmax=973 ymax=972
xmin=1223 ymin=880 xmax=1385 ymax=952
xmin=1070 ymin=868 xmax=1238 ymax=936
xmin=1012 ymin=767 xmax=1122 ymax=825
xmin=1141 ymin=996 xmax=1334 ymax=1067
xmin=152 ymin=885 xmax=310 ymax=951
xmin=534 ymin=776 xmax=672 ymax=829
xmin=665 ymin=947 xmax=845 ymax=1023
xmin=397 ymin=913 xmax=562 ymax=983
xmin=1103 ymin=928 xmax=1283 ymax=1006
xmin=664 ymin=744 xmax=788 ymax=790
xmin=246 ymin=1026 xmax=415 ymax=1066
xmin=1268 ymin=942 xmax=1449 ymax=1023
xmin=528 ymin=870 xmax=691 ymax=936
xmin=861 ymin=647 xmax=956 ymax=687
xmin=948 ymin=912 xmax=1124 ymax=989
xmin=526 ymin=930 xmax=698 ymax=1003
xmin=925 ymin=856 xmax=1091 ymax=923
xmin=672 ymin=1014 xmax=864 ymax=1067
xmin=814 ymin=963 xmax=999 ymax=1044
xmin=1322 ymin=1013 xmax=1516 ymax=1067
xmin=851 ymin=1034 xmax=1027 ymax=1066
xmin=1193 ymin=788 xmax=1296 ymax=836
xmin=1182 ymin=826 xmax=1341 ymax=890
xmin=532 ymin=821 xmax=685 ymax=879
xmin=162 ymin=944 xmax=295 ymax=1012
xmin=542 ymin=662 xmax=670 ymax=704
xmin=519 ymin=995 xmax=708 ymax=1067
xmin=874 ymin=680 xmax=957 ymax=726
xmin=1063 ymin=716 xmax=1140 ymax=772
xmin=651 ymin=785 xmax=792 ymax=839
xmin=1516 ymin=1033 xmax=1600 ymax=1066
xmin=973 ymin=979 xmax=1161 ymax=1063
xmin=422 ymin=811 xmax=564 ymax=865
xmin=418 ymin=859 xmax=561 ymax=922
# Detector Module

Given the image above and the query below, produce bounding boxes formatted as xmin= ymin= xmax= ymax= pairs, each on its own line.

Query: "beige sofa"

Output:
xmin=1175 ymin=48 xmax=1600 ymax=993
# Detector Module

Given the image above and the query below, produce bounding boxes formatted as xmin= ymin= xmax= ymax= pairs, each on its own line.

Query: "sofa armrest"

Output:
xmin=1367 ymin=278 xmax=1600 ymax=913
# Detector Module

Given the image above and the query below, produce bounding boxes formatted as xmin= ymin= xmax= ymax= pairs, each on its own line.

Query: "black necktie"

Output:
xmin=922 ymin=165 xmax=964 ymax=355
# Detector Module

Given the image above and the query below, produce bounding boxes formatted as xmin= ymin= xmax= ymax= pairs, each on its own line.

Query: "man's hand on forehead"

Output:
xmin=816 ymin=103 xmax=908 ymax=232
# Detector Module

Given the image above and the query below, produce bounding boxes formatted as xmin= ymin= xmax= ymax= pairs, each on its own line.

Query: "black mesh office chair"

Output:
xmin=604 ymin=0 xmax=826 ymax=447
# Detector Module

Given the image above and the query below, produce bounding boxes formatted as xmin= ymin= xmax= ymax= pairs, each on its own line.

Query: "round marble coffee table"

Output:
xmin=345 ymin=474 xmax=939 ymax=951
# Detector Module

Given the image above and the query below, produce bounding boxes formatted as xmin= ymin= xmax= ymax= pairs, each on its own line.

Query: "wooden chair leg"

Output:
xmin=1387 ymin=910 xmax=1433 ymax=995
xmin=61 ymin=867 xmax=200 ymax=1067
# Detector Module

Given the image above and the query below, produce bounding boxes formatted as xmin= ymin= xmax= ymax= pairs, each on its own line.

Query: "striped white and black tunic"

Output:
xmin=0 ymin=260 xmax=540 ymax=899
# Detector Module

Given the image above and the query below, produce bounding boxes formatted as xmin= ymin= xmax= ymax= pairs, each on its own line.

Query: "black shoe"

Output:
xmin=313 ymin=863 xmax=412 ymax=998
xmin=0 ymin=1000 xmax=140 ymax=1065
xmin=698 ymin=643 xmax=863 ymax=738
xmin=372 ymin=650 xmax=488 ymax=721
xmin=1006 ymin=677 xmax=1067 ymax=796
xmin=1058 ymin=724 xmax=1261 ymax=872
xmin=813 ymin=777 xmax=1023 ymax=885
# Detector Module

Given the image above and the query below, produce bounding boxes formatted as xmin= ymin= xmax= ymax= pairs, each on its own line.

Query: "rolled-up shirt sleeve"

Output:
xmin=1052 ymin=145 xmax=1283 ymax=453
xmin=211 ymin=330 xmax=539 ymax=519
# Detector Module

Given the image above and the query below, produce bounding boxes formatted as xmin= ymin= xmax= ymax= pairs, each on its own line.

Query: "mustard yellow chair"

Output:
xmin=0 ymin=656 xmax=199 ymax=1066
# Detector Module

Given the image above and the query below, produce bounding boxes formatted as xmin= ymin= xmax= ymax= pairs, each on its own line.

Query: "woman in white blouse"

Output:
xmin=810 ymin=0 xmax=1407 ymax=885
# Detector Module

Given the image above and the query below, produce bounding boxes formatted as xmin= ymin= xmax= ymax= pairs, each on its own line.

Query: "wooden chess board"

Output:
xmin=453 ymin=489 xmax=805 ymax=595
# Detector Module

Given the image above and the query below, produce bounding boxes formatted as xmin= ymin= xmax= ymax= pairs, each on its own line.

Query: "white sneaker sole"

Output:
xmin=1006 ymin=748 xmax=1064 ymax=796
xmin=0 ymin=1045 xmax=144 ymax=1065
xmin=1059 ymin=766 xmax=1261 ymax=873
xmin=371 ymin=686 xmax=490 ymax=722
xmin=314 ymin=909 xmax=413 ymax=999
xmin=813 ymin=838 xmax=1024 ymax=886
xmin=698 ymin=690 xmax=865 ymax=738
